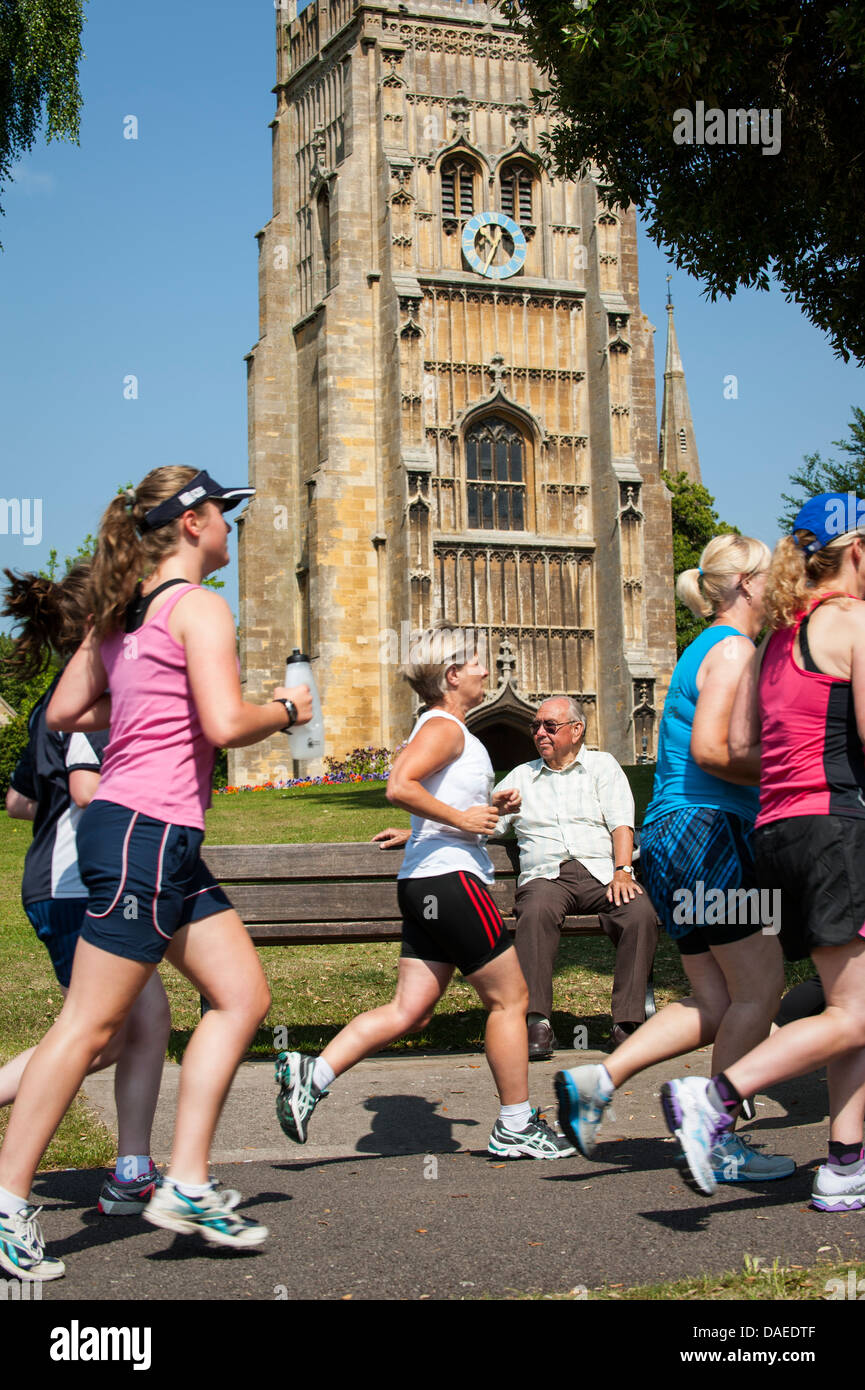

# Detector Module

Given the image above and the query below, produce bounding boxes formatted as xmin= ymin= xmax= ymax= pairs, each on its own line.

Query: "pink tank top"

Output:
xmin=93 ymin=584 xmax=214 ymax=830
xmin=756 ymin=593 xmax=865 ymax=827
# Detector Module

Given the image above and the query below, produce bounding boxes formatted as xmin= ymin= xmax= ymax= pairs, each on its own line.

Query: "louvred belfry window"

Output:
xmin=500 ymin=163 xmax=534 ymax=224
xmin=441 ymin=158 xmax=476 ymax=218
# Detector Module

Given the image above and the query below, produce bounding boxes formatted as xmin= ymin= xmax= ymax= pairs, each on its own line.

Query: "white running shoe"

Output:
xmin=811 ymin=1160 xmax=865 ymax=1212
xmin=554 ymin=1065 xmax=613 ymax=1157
xmin=661 ymin=1077 xmax=733 ymax=1195
xmin=144 ymin=1179 xmax=268 ymax=1247
xmin=0 ymin=1205 xmax=65 ymax=1281
xmin=487 ymin=1109 xmax=576 ymax=1159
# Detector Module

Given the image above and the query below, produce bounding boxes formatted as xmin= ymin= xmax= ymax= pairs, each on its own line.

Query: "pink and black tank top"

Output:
xmin=757 ymin=592 xmax=865 ymax=827
xmin=93 ymin=582 xmax=215 ymax=831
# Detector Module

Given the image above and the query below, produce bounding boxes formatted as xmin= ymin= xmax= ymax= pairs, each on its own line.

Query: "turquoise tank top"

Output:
xmin=642 ymin=625 xmax=759 ymax=826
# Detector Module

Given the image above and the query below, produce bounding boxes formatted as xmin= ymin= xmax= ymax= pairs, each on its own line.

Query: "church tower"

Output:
xmin=233 ymin=0 xmax=677 ymax=782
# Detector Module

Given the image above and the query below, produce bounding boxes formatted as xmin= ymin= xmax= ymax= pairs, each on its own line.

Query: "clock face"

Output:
xmin=461 ymin=211 xmax=527 ymax=280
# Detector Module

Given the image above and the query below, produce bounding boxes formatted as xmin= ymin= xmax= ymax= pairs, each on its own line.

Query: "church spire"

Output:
xmin=659 ymin=279 xmax=701 ymax=483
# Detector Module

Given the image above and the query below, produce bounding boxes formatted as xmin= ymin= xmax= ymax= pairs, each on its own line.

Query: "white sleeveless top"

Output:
xmin=397 ymin=710 xmax=495 ymax=882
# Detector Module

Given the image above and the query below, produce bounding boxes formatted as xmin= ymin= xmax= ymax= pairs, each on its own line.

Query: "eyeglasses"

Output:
xmin=529 ymin=719 xmax=580 ymax=736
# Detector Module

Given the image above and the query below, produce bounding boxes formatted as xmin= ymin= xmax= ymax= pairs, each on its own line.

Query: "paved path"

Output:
xmin=16 ymin=1047 xmax=855 ymax=1300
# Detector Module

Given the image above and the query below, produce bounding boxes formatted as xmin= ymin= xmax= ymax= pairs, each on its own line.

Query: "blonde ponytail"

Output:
xmin=677 ymin=535 xmax=771 ymax=620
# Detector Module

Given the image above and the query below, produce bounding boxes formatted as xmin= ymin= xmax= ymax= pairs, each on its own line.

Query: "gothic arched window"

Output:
xmin=499 ymin=161 xmax=535 ymax=224
xmin=441 ymin=157 xmax=477 ymax=220
xmin=466 ymin=416 xmax=526 ymax=531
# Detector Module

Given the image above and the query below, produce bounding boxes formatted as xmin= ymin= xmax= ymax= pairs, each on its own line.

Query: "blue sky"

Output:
xmin=1 ymin=0 xmax=863 ymax=633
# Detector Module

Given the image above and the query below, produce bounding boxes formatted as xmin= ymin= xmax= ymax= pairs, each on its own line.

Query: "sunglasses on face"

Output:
xmin=529 ymin=719 xmax=579 ymax=736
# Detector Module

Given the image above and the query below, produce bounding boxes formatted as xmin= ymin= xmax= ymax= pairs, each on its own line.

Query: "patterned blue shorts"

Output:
xmin=639 ymin=806 xmax=759 ymax=952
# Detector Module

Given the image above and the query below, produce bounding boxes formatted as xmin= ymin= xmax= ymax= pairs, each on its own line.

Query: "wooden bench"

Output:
xmin=202 ymin=839 xmax=656 ymax=1017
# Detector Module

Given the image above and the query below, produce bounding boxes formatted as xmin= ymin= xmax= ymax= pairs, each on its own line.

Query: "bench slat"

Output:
xmin=227 ymin=880 xmax=515 ymax=923
xmin=203 ymin=841 xmax=519 ymax=881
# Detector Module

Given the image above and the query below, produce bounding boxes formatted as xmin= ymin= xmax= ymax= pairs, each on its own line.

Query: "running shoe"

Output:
xmin=661 ymin=1076 xmax=732 ymax=1196
xmin=0 ymin=1204 xmax=65 ymax=1282
xmin=811 ymin=1160 xmax=865 ymax=1212
xmin=98 ymin=1162 xmax=161 ymax=1215
xmin=275 ymin=1050 xmax=327 ymax=1144
xmin=143 ymin=1179 xmax=268 ymax=1247
xmin=554 ymin=1064 xmax=612 ymax=1157
xmin=487 ymin=1109 xmax=576 ymax=1159
xmin=711 ymin=1132 xmax=795 ymax=1184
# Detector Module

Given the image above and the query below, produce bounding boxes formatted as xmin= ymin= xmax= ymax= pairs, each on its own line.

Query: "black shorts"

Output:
xmin=398 ymin=871 xmax=513 ymax=977
xmin=753 ymin=815 xmax=865 ymax=961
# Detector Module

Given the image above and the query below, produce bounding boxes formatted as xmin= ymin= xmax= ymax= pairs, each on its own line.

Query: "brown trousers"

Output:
xmin=514 ymin=858 xmax=659 ymax=1026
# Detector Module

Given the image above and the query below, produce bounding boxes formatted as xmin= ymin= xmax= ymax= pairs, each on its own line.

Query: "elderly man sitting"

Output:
xmin=495 ymin=697 xmax=659 ymax=1060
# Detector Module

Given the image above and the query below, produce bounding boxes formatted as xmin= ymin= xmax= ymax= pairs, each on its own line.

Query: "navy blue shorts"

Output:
xmin=24 ymin=898 xmax=87 ymax=989
xmin=77 ymin=801 xmax=232 ymax=964
xmin=398 ymin=871 xmax=513 ymax=977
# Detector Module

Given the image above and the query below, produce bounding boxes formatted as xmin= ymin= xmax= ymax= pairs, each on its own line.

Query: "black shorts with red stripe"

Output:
xmin=397 ymin=870 xmax=513 ymax=977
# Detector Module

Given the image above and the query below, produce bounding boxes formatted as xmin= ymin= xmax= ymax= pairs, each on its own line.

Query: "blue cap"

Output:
xmin=792 ymin=492 xmax=865 ymax=555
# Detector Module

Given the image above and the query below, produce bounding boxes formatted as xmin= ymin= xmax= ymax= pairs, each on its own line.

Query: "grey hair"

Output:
xmin=401 ymin=621 xmax=484 ymax=705
xmin=539 ymin=695 xmax=585 ymax=727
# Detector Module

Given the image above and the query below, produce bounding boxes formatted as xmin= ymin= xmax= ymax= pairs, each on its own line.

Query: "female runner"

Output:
xmin=276 ymin=623 xmax=574 ymax=1160
xmin=0 ymin=466 xmax=311 ymax=1280
xmin=2 ymin=562 xmax=169 ymax=1216
xmin=663 ymin=495 xmax=865 ymax=1207
xmin=556 ymin=535 xmax=793 ymax=1185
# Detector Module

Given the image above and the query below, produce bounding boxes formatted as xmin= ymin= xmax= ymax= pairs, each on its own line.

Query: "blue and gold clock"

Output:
xmin=461 ymin=211 xmax=527 ymax=280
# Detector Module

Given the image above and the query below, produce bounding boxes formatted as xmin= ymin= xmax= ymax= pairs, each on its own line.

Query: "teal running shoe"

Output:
xmin=711 ymin=1132 xmax=795 ymax=1184
xmin=555 ymin=1065 xmax=612 ymax=1157
xmin=487 ymin=1109 xmax=576 ymax=1159
xmin=275 ymin=1050 xmax=327 ymax=1144
xmin=0 ymin=1204 xmax=65 ymax=1281
xmin=143 ymin=1179 xmax=267 ymax=1248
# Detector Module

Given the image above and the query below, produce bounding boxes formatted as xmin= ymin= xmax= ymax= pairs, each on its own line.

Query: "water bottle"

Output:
xmin=284 ymin=649 xmax=325 ymax=762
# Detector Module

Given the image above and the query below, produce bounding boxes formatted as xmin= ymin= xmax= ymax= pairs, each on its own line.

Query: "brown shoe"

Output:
xmin=528 ymin=1020 xmax=558 ymax=1060
xmin=609 ymin=1022 xmax=639 ymax=1051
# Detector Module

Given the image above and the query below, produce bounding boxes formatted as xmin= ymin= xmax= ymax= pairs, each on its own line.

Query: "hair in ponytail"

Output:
xmin=763 ymin=525 xmax=865 ymax=630
xmin=676 ymin=534 xmax=771 ymax=620
xmin=2 ymin=561 xmax=92 ymax=679
xmin=88 ymin=466 xmax=203 ymax=637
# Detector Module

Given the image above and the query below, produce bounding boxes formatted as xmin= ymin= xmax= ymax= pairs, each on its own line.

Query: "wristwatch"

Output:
xmin=273 ymin=698 xmax=297 ymax=730
xmin=615 ymin=864 xmax=634 ymax=876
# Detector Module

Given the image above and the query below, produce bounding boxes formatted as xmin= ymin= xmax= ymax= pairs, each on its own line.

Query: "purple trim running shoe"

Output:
xmin=661 ymin=1077 xmax=732 ymax=1195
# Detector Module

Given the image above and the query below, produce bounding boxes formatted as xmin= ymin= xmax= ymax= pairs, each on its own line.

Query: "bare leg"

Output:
xmin=0 ymin=992 xmax=129 ymax=1106
xmin=113 ymin=973 xmax=171 ymax=1157
xmin=724 ymin=938 xmax=865 ymax=1142
xmin=321 ymin=957 xmax=453 ymax=1078
xmin=468 ymin=948 xmax=530 ymax=1106
xmin=605 ymin=951 xmax=730 ymax=1089
xmin=708 ymin=932 xmax=784 ymax=1076
xmin=0 ymin=942 xmax=153 ymax=1199
xmin=162 ymin=910 xmax=271 ymax=1186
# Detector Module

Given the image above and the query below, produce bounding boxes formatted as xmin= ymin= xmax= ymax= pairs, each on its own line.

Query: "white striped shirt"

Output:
xmin=494 ymin=747 xmax=635 ymax=887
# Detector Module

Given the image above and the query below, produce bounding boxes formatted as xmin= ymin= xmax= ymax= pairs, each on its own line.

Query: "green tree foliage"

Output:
xmin=778 ymin=407 xmax=865 ymax=531
xmin=0 ymin=0 xmax=85 ymax=225
xmin=664 ymin=471 xmax=739 ymax=655
xmin=505 ymin=1 xmax=865 ymax=363
xmin=0 ymin=634 xmax=54 ymax=795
